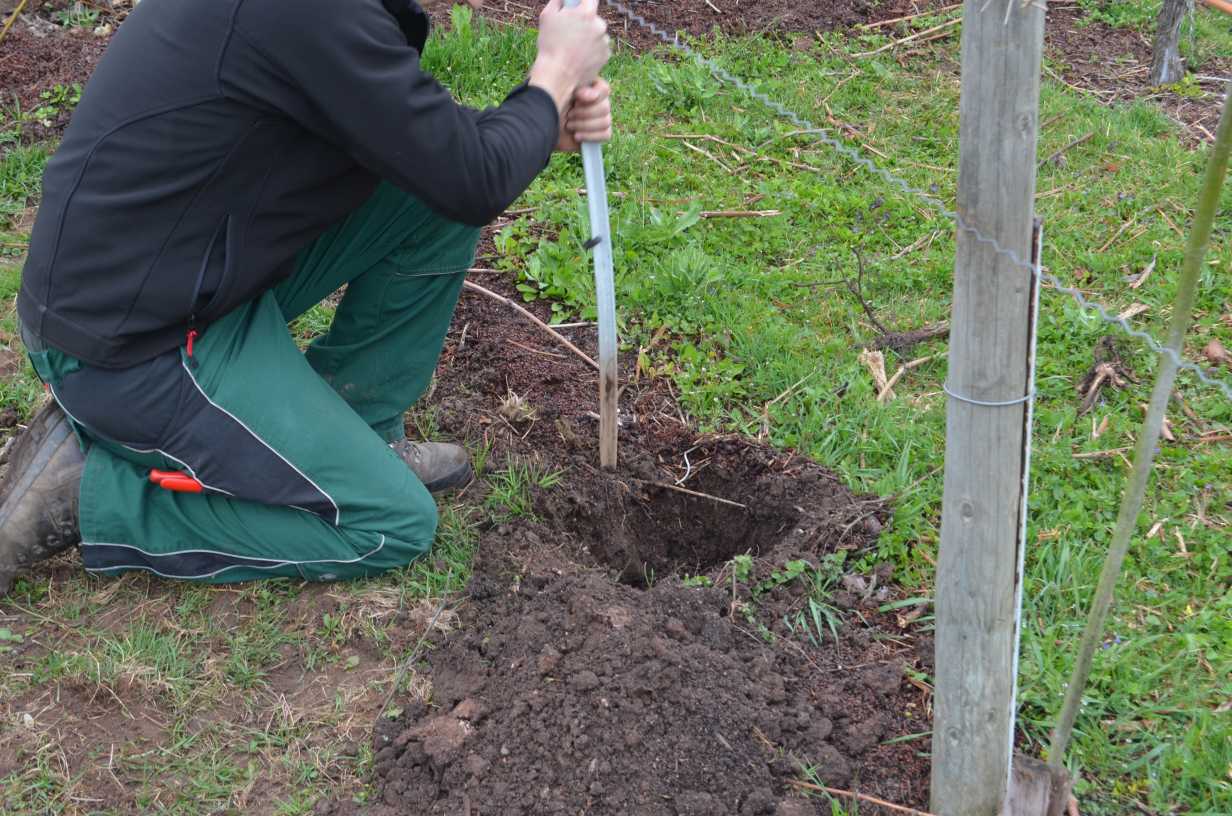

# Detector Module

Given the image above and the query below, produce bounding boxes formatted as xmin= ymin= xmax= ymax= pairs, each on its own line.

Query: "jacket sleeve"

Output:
xmin=227 ymin=0 xmax=559 ymax=226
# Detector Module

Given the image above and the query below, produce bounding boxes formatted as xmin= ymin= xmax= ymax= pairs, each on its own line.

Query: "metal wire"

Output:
xmin=603 ymin=0 xmax=1232 ymax=402
xmin=943 ymin=383 xmax=1035 ymax=407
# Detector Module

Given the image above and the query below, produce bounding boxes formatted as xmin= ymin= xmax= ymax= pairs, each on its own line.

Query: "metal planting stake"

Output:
xmin=563 ymin=0 xmax=619 ymax=470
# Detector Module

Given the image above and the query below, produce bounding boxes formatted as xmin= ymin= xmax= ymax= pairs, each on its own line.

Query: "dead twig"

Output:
xmin=1126 ymin=255 xmax=1157 ymax=290
xmin=822 ymin=106 xmax=891 ymax=159
xmin=878 ymin=352 xmax=947 ymax=402
xmin=697 ymin=209 xmax=782 ymax=218
xmin=0 ymin=0 xmax=30 ymax=46
xmin=1098 ymin=216 xmax=1138 ymax=253
xmin=766 ymin=371 xmax=819 ymax=409
xmin=786 ymin=779 xmax=938 ymax=816
xmin=897 ymin=26 xmax=967 ymax=55
xmin=849 ymin=248 xmax=889 ymax=336
xmin=663 ymin=133 xmax=756 ymax=156
xmin=857 ymin=3 xmax=962 ymax=30
xmin=463 ymin=280 xmax=598 ymax=371
xmin=1077 ymin=337 xmax=1137 ymax=416
xmin=379 ymin=595 xmax=453 ymax=717
xmin=1043 ymin=64 xmax=1116 ymax=99
xmin=889 ymin=229 xmax=940 ymax=260
xmin=1072 ymin=447 xmax=1133 ymax=460
xmin=789 ymin=278 xmax=849 ymax=289
xmin=1040 ymin=112 xmax=1068 ymax=131
xmin=680 ymin=140 xmax=736 ymax=174
xmin=1171 ymin=389 xmax=1207 ymax=432
xmin=853 ymin=16 xmax=962 ymax=58
xmin=1039 ymin=132 xmax=1094 ymax=168
xmin=507 ymin=339 xmax=566 ymax=360
xmin=859 ymin=348 xmax=893 ymax=400
xmin=634 ymin=478 xmax=747 ymax=509
xmin=871 ymin=323 xmax=950 ymax=353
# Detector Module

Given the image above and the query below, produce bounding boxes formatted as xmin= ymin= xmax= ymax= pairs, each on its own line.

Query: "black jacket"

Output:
xmin=19 ymin=0 xmax=559 ymax=368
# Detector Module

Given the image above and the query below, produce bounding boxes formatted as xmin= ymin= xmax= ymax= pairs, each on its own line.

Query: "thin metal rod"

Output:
xmin=1008 ymin=220 xmax=1044 ymax=778
xmin=1048 ymin=82 xmax=1232 ymax=770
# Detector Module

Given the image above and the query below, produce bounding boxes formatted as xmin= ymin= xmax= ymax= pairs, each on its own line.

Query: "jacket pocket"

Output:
xmin=188 ymin=216 xmax=232 ymax=324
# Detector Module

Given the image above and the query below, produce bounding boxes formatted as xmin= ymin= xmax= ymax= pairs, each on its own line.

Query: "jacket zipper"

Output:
xmin=186 ymin=217 xmax=227 ymax=367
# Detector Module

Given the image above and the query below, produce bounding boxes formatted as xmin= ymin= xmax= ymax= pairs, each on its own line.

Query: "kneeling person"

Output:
xmin=0 ymin=0 xmax=613 ymax=592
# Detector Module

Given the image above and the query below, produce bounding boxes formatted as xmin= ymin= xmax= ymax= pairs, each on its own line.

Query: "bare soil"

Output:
xmin=0 ymin=24 xmax=107 ymax=144
xmin=312 ymin=255 xmax=931 ymax=814
xmin=346 ymin=573 xmax=927 ymax=815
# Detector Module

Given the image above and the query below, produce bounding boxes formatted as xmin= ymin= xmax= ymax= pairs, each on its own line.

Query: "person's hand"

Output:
xmin=528 ymin=0 xmax=611 ymax=119
xmin=556 ymin=79 xmax=612 ymax=152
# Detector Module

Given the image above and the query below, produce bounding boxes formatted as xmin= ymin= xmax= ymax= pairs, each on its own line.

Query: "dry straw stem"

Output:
xmin=857 ymin=2 xmax=963 ymax=30
xmin=679 ymin=139 xmax=737 ymax=174
xmin=380 ymin=595 xmax=454 ymax=716
xmin=634 ymin=478 xmax=748 ymax=509
xmin=877 ymin=352 xmax=946 ymax=402
xmin=1048 ymin=81 xmax=1232 ymax=770
xmin=1038 ymin=131 xmax=1094 ymax=168
xmin=462 ymin=279 xmax=598 ymax=371
xmin=786 ymin=779 xmax=937 ymax=816
xmin=0 ymin=0 xmax=29 ymax=45
xmin=698 ymin=209 xmax=782 ymax=218
xmin=853 ymin=16 xmax=962 ymax=58
xmin=859 ymin=348 xmax=893 ymax=400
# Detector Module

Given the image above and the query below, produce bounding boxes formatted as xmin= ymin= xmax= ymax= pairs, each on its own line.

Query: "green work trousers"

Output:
xmin=27 ymin=183 xmax=479 ymax=583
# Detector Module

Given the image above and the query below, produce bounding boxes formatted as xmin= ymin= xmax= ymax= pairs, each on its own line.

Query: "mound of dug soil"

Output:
xmin=336 ymin=569 xmax=925 ymax=816
xmin=299 ymin=269 xmax=931 ymax=815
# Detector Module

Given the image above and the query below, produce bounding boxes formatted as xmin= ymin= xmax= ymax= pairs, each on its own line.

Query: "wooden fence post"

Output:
xmin=931 ymin=1 xmax=1046 ymax=814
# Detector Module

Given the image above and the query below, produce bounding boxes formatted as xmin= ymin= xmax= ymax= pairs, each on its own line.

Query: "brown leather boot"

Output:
xmin=389 ymin=439 xmax=472 ymax=494
xmin=0 ymin=401 xmax=85 ymax=595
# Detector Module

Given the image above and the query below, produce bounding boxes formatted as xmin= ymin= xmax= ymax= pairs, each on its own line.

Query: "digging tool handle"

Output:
xmin=563 ymin=0 xmax=618 ymax=470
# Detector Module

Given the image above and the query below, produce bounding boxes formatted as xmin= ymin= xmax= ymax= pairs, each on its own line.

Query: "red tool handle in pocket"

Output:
xmin=149 ymin=469 xmax=204 ymax=493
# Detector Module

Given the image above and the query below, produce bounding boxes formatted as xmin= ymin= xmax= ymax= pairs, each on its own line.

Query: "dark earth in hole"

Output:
xmin=537 ymin=457 xmax=811 ymax=586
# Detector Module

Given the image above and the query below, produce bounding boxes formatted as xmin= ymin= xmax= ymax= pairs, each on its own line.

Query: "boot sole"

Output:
xmin=422 ymin=461 xmax=474 ymax=494
xmin=0 ymin=402 xmax=83 ymax=589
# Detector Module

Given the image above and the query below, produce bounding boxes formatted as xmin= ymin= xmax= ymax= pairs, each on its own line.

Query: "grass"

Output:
xmin=1 ymin=5 xmax=1230 ymax=814
xmin=484 ymin=458 xmax=564 ymax=520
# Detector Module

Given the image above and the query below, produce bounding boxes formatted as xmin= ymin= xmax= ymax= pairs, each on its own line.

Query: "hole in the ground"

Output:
xmin=568 ymin=467 xmax=803 ymax=587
